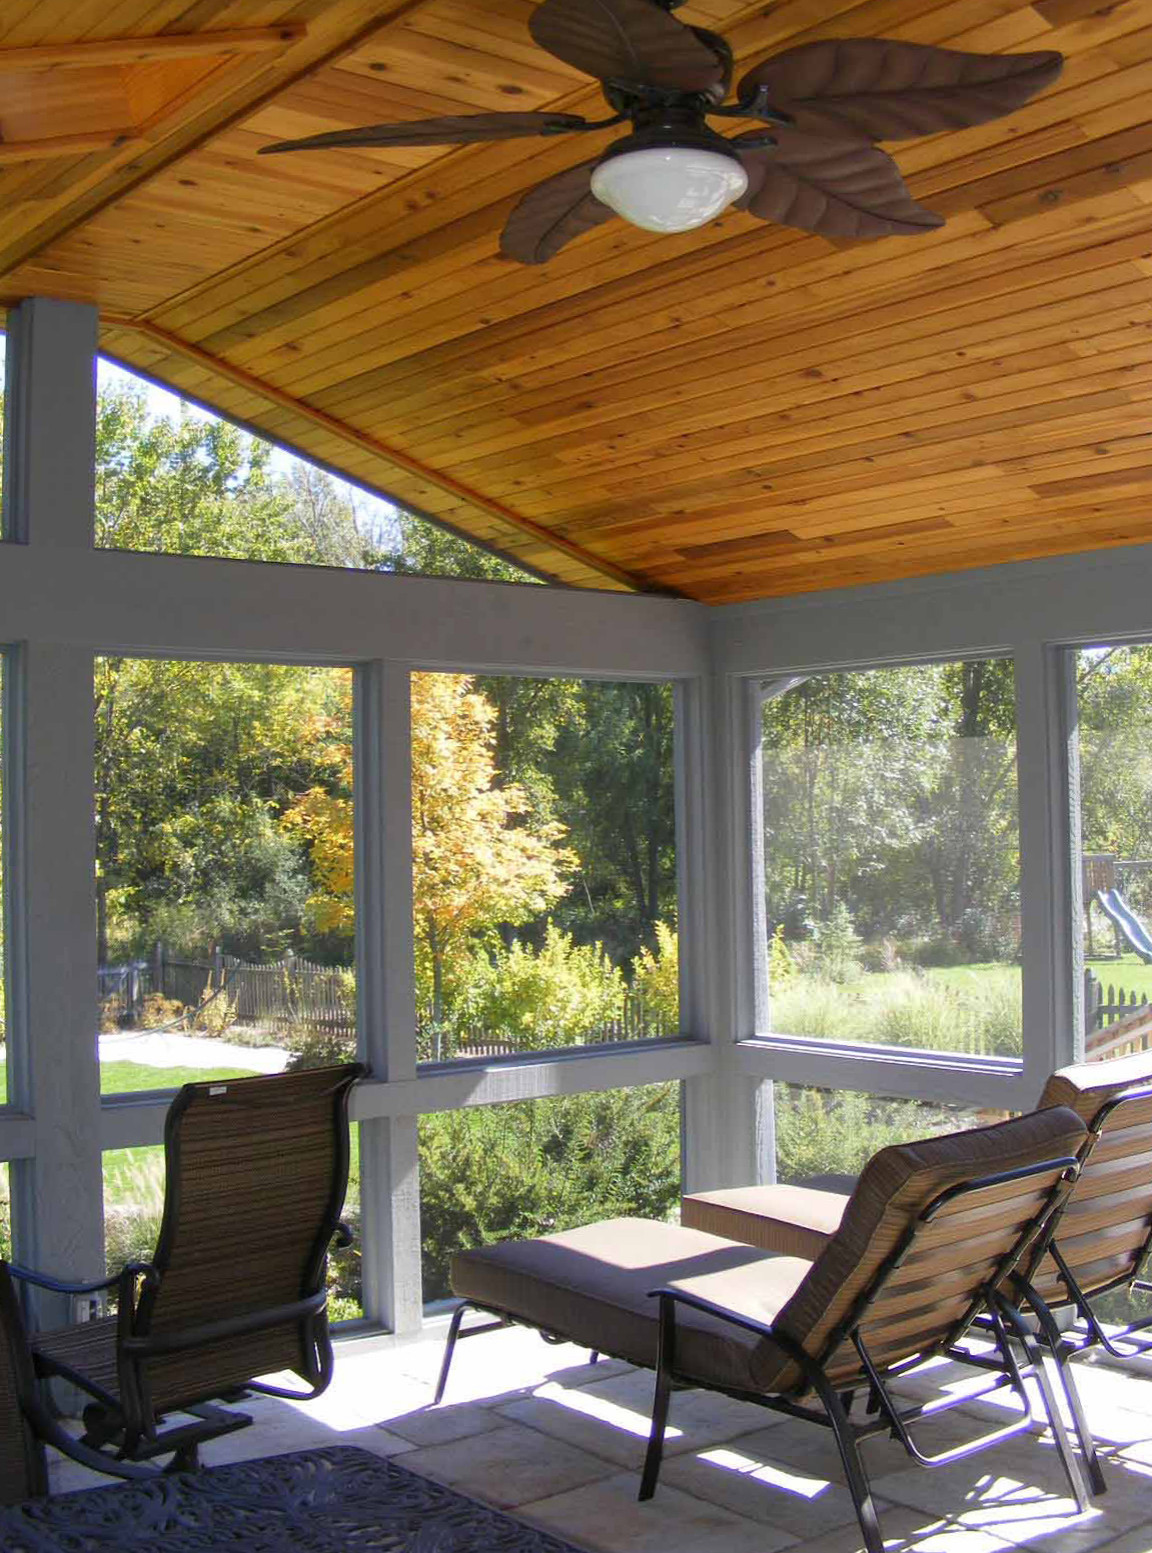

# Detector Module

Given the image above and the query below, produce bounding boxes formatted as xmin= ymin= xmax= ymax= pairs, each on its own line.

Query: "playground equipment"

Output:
xmin=1095 ymin=888 xmax=1152 ymax=965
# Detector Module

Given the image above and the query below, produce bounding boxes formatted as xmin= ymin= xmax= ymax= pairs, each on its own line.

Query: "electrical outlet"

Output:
xmin=71 ymin=1293 xmax=104 ymax=1323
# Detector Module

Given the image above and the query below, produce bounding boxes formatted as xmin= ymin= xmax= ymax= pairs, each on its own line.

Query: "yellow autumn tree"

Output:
xmin=285 ymin=672 xmax=574 ymax=1022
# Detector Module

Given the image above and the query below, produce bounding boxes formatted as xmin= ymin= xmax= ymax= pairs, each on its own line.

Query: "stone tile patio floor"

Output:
xmin=47 ymin=1318 xmax=1152 ymax=1553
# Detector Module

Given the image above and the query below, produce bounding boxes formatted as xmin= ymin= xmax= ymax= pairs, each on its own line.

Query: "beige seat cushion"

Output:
xmin=451 ymin=1217 xmax=811 ymax=1396
xmin=682 ymin=1185 xmax=850 ymax=1259
xmin=454 ymin=1107 xmax=1085 ymax=1398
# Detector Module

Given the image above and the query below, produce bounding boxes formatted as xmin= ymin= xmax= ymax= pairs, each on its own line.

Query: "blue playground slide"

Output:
xmin=1095 ymin=888 xmax=1152 ymax=964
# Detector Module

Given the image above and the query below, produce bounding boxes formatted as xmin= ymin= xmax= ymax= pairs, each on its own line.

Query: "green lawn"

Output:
xmin=0 ymin=1060 xmax=262 ymax=1107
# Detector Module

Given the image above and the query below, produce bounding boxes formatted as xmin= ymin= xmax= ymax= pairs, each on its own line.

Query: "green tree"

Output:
xmin=95 ymin=657 xmax=349 ymax=964
xmin=762 ymin=662 xmax=1019 ymax=951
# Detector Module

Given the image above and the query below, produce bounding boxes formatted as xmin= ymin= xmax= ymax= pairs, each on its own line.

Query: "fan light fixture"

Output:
xmin=258 ymin=0 xmax=1066 ymax=266
xmin=590 ymin=145 xmax=748 ymax=232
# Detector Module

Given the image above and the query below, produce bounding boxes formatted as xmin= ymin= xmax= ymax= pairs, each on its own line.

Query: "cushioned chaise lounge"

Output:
xmin=682 ymin=1053 xmax=1152 ymax=1496
xmin=443 ymin=1107 xmax=1093 ymax=1553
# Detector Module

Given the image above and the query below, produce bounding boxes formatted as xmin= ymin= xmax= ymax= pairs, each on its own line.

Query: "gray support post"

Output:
xmin=7 ymin=645 xmax=104 ymax=1320
xmin=677 ymin=674 xmax=768 ymax=1194
xmin=1015 ymin=643 xmax=1081 ymax=1093
xmin=355 ymin=662 xmax=422 ymax=1334
xmin=3 ymin=302 xmax=103 ymax=1325
xmin=3 ymin=300 xmax=98 ymax=548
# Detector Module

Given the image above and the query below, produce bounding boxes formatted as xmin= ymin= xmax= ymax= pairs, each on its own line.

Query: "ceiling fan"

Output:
xmin=259 ymin=0 xmax=1063 ymax=264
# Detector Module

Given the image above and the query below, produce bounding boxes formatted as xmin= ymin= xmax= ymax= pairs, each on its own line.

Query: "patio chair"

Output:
xmin=441 ymin=1107 xmax=1092 ymax=1553
xmin=681 ymin=1050 xmax=1152 ymax=1493
xmin=0 ymin=1259 xmax=163 ymax=1503
xmin=9 ymin=1062 xmax=363 ymax=1473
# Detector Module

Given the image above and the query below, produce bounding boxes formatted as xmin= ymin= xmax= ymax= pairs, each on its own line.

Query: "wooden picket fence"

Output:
xmin=1084 ymin=968 xmax=1152 ymax=1062
xmin=101 ymin=945 xmax=669 ymax=1051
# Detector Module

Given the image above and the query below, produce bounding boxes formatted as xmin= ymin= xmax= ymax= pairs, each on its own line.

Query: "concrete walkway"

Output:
xmin=98 ymin=1029 xmax=289 ymax=1074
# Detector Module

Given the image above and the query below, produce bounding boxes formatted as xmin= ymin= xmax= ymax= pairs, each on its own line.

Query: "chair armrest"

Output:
xmin=9 ymin=1260 xmax=159 ymax=1299
xmin=7 ymin=1262 xmax=121 ymax=1297
xmin=332 ymin=1222 xmax=354 ymax=1251
xmin=648 ymin=1284 xmax=777 ymax=1342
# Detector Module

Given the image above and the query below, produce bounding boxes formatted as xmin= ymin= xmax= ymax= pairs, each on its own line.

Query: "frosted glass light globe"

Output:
xmin=590 ymin=146 xmax=748 ymax=233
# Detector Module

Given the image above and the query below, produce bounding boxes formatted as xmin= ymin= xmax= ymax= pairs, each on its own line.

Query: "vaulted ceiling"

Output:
xmin=2 ymin=0 xmax=1151 ymax=600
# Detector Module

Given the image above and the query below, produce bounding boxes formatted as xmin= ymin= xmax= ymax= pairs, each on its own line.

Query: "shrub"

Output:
xmin=632 ymin=921 xmax=678 ymax=1031
xmin=418 ymin=1084 xmax=680 ymax=1301
xmin=913 ymin=935 xmax=969 ymax=968
xmin=287 ymin=1027 xmax=357 ymax=1070
xmin=190 ymin=979 xmax=237 ymax=1038
xmin=468 ymin=926 xmax=625 ymax=1051
xmin=139 ymin=993 xmax=186 ymax=1030
xmin=955 ymin=906 xmax=1019 ymax=964
xmin=768 ymin=925 xmax=795 ymax=988
xmin=774 ymin=1086 xmax=975 ymax=1184
xmin=811 ymin=903 xmax=863 ymax=983
xmin=860 ymin=937 xmax=902 ymax=975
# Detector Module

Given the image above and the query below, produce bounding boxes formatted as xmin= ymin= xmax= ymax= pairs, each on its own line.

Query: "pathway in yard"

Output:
xmin=98 ymin=1029 xmax=288 ymax=1073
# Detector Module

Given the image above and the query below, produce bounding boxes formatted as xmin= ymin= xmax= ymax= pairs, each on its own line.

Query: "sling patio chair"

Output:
xmin=440 ymin=1106 xmax=1093 ymax=1553
xmin=681 ymin=1051 xmax=1152 ymax=1494
xmin=8 ymin=1062 xmax=363 ymax=1475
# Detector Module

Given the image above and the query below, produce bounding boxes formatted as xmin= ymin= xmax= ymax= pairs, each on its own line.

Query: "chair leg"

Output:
xmin=809 ymin=1369 xmax=885 ymax=1553
xmin=639 ymin=1295 xmax=676 ymax=1502
xmin=997 ymin=1297 xmax=1093 ymax=1514
xmin=434 ymin=1303 xmax=468 ymax=1407
xmin=1025 ymin=1291 xmax=1107 ymax=1497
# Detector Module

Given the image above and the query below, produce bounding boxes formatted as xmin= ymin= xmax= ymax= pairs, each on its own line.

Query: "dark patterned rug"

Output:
xmin=0 ymin=1445 xmax=588 ymax=1552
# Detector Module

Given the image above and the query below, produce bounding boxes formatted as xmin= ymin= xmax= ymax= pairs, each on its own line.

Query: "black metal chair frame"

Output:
xmin=437 ymin=1156 xmax=1094 ymax=1553
xmin=644 ymin=1156 xmax=1098 ymax=1553
xmin=0 ymin=1261 xmax=157 ymax=1490
xmin=10 ymin=1063 xmax=363 ymax=1474
xmin=1041 ymin=1084 xmax=1152 ymax=1360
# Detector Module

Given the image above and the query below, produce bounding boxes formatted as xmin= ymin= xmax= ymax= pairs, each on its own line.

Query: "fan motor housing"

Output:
xmin=594 ymin=113 xmax=745 ymax=173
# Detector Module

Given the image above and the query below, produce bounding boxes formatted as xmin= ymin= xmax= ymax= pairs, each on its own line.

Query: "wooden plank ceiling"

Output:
xmin=2 ymin=0 xmax=1152 ymax=600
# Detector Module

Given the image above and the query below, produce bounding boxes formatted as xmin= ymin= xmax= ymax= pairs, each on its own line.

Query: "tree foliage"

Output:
xmin=762 ymin=661 xmax=1020 ymax=954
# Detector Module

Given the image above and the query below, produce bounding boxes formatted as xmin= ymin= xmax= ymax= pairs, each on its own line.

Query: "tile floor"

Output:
xmin=48 ymin=1320 xmax=1152 ymax=1553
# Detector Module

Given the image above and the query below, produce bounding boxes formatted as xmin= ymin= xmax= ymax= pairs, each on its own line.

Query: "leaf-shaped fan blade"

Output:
xmin=735 ymin=130 xmax=944 ymax=240
xmin=530 ymin=0 xmax=724 ymax=91
xmin=258 ymin=112 xmax=593 ymax=154
xmin=738 ymin=40 xmax=1063 ymax=141
xmin=501 ymin=160 xmax=617 ymax=264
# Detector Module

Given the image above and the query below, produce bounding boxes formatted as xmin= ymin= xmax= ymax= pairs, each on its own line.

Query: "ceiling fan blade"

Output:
xmin=737 ymin=40 xmax=1063 ymax=141
xmin=501 ymin=160 xmax=617 ymax=264
xmin=258 ymin=111 xmax=594 ymax=154
xmin=529 ymin=0 xmax=724 ymax=91
xmin=735 ymin=130 xmax=945 ymax=241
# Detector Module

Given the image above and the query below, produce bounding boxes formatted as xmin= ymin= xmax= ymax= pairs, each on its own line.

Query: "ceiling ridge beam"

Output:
xmin=101 ymin=315 xmax=652 ymax=596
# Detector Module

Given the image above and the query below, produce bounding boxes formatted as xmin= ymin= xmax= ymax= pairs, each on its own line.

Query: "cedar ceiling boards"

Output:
xmin=2 ymin=0 xmax=1152 ymax=600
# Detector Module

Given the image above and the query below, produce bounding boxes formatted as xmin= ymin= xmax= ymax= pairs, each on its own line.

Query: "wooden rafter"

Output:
xmin=0 ymin=132 xmax=143 ymax=164
xmin=0 ymin=26 xmax=308 ymax=71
